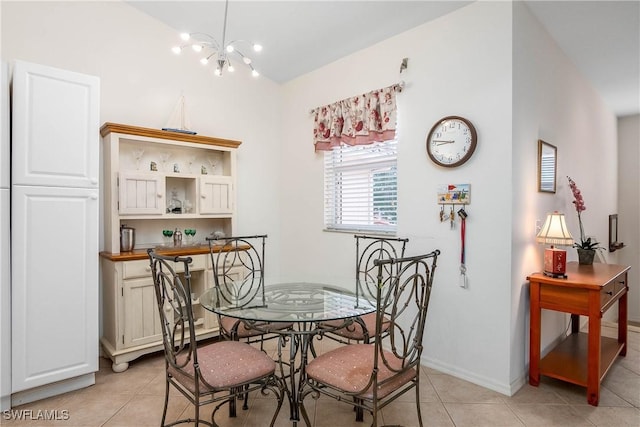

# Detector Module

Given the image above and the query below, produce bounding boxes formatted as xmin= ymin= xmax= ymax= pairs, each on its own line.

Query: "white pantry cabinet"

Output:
xmin=10 ymin=61 xmax=99 ymax=405
xmin=99 ymin=123 xmax=240 ymax=371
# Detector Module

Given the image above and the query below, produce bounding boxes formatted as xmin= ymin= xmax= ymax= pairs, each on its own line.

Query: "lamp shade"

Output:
xmin=536 ymin=212 xmax=574 ymax=246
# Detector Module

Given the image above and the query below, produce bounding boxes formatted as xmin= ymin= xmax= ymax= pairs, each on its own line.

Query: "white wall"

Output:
xmin=618 ymin=114 xmax=640 ymax=323
xmin=281 ymin=1 xmax=516 ymax=394
xmin=0 ymin=1 xmax=285 ymax=278
xmin=512 ymin=0 xmax=619 ymax=381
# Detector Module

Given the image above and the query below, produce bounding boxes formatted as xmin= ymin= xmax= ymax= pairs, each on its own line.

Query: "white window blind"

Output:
xmin=324 ymin=140 xmax=397 ymax=233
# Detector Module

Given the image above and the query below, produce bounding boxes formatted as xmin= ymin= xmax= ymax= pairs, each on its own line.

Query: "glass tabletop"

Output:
xmin=199 ymin=282 xmax=376 ymax=323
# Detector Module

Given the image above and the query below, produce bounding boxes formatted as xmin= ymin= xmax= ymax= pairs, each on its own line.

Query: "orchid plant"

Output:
xmin=567 ymin=176 xmax=602 ymax=250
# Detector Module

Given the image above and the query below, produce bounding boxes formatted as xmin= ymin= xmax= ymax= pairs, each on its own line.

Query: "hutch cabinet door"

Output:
xmin=122 ymin=277 xmax=163 ymax=348
xmin=199 ymin=176 xmax=233 ymax=214
xmin=119 ymin=172 xmax=165 ymax=215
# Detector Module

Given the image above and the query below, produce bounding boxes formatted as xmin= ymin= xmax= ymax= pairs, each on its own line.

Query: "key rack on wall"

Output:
xmin=437 ymin=184 xmax=470 ymax=226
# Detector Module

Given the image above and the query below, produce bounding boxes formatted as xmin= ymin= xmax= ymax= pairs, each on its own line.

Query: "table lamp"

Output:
xmin=536 ymin=211 xmax=574 ymax=278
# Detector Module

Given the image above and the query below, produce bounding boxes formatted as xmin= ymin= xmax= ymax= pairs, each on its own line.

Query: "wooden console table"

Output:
xmin=528 ymin=262 xmax=629 ymax=406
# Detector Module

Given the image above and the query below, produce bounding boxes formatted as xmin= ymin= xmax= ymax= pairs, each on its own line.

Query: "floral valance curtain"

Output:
xmin=312 ymin=83 xmax=402 ymax=152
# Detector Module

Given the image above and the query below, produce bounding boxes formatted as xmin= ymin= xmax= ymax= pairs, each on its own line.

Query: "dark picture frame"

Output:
xmin=608 ymin=214 xmax=625 ymax=252
xmin=538 ymin=140 xmax=557 ymax=193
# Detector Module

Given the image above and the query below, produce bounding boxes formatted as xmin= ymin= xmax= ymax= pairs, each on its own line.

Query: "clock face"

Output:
xmin=426 ymin=116 xmax=477 ymax=167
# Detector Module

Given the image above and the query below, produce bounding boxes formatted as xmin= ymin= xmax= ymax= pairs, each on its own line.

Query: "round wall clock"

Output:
xmin=426 ymin=116 xmax=477 ymax=167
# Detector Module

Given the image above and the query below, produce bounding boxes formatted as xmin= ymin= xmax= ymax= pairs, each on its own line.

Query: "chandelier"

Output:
xmin=171 ymin=0 xmax=262 ymax=77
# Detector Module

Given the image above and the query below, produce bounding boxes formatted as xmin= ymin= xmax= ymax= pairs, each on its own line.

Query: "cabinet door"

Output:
xmin=12 ymin=60 xmax=99 ymax=189
xmin=119 ymin=172 xmax=165 ymax=215
xmin=199 ymin=176 xmax=233 ymax=214
xmin=122 ymin=277 xmax=163 ymax=348
xmin=11 ymin=186 xmax=98 ymax=392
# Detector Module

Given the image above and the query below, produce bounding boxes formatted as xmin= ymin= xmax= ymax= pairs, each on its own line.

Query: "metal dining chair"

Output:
xmin=207 ymin=235 xmax=293 ymax=347
xmin=148 ymin=249 xmax=285 ymax=427
xmin=299 ymin=249 xmax=440 ymax=427
xmin=317 ymin=235 xmax=409 ymax=344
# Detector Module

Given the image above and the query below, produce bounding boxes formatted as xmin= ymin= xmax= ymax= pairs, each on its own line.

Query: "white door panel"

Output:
xmin=11 ymin=60 xmax=99 ymax=188
xmin=1 ymin=62 xmax=9 ymax=189
xmin=11 ymin=186 xmax=98 ymax=392
xmin=0 ymin=190 xmax=10 ymax=409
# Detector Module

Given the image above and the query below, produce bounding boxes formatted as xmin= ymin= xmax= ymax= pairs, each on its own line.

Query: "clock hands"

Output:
xmin=434 ymin=140 xmax=455 ymax=146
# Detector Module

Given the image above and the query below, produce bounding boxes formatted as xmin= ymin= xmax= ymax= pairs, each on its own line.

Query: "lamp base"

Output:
xmin=543 ymin=271 xmax=567 ymax=279
xmin=544 ymin=247 xmax=568 ymax=279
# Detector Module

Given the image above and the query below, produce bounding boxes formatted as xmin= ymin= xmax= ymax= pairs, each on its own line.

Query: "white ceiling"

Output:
xmin=128 ymin=1 xmax=640 ymax=117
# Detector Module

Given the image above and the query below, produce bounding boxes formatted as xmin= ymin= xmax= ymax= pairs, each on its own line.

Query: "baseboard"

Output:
xmin=602 ymin=320 xmax=640 ymax=333
xmin=421 ymin=354 xmax=517 ymax=396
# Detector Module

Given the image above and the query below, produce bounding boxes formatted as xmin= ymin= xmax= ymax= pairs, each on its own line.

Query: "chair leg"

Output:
xmin=242 ymin=384 xmax=249 ymax=410
xmin=299 ymin=398 xmax=313 ymax=427
xmin=355 ymin=398 xmax=364 ymax=422
xmin=228 ymin=389 xmax=237 ymax=417
xmin=194 ymin=391 xmax=200 ymax=425
xmin=415 ymin=379 xmax=423 ymax=427
xmin=161 ymin=376 xmax=170 ymax=427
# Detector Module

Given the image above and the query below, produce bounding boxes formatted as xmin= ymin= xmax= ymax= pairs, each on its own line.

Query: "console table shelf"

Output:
xmin=539 ymin=332 xmax=624 ymax=386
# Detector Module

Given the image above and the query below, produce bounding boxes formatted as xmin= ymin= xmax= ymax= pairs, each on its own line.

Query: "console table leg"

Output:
xmin=529 ymin=282 xmax=541 ymax=387
xmin=587 ymin=296 xmax=601 ymax=407
xmin=619 ymin=277 xmax=628 ymax=357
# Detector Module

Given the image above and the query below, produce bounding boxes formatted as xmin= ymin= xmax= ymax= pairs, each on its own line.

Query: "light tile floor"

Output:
xmin=3 ymin=325 xmax=639 ymax=427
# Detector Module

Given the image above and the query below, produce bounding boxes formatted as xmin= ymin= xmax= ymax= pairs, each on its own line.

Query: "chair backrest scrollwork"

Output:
xmin=373 ymin=250 xmax=440 ymax=380
xmin=207 ymin=235 xmax=267 ymax=309
xmin=355 ymin=235 xmax=409 ymax=306
xmin=148 ymin=250 xmax=198 ymax=372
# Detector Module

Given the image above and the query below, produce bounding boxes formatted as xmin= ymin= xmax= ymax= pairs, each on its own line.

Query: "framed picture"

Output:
xmin=608 ymin=214 xmax=625 ymax=252
xmin=538 ymin=140 xmax=557 ymax=193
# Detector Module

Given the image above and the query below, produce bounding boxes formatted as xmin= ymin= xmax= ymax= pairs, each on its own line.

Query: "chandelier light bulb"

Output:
xmin=226 ymin=45 xmax=234 ymax=53
xmin=171 ymin=46 xmax=182 ymax=55
xmin=228 ymin=64 xmax=235 ymax=72
xmin=243 ymin=57 xmax=252 ymax=65
xmin=191 ymin=44 xmax=203 ymax=52
xmin=253 ymin=44 xmax=263 ymax=52
xmin=200 ymin=58 xmax=209 ymax=65
xmin=214 ymin=67 xmax=222 ymax=76
xmin=251 ymin=69 xmax=259 ymax=77
xmin=180 ymin=33 xmax=190 ymax=41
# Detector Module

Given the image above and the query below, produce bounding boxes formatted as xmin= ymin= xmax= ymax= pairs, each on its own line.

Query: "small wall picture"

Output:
xmin=538 ymin=140 xmax=557 ymax=193
xmin=437 ymin=184 xmax=470 ymax=204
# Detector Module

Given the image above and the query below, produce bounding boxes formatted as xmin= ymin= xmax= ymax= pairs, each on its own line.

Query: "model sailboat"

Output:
xmin=163 ymin=95 xmax=197 ymax=135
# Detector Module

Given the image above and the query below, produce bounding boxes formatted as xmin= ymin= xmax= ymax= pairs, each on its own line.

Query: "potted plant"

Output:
xmin=567 ymin=176 xmax=602 ymax=264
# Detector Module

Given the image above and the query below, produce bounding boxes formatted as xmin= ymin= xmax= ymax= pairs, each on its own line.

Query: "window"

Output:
xmin=324 ymin=140 xmax=397 ymax=233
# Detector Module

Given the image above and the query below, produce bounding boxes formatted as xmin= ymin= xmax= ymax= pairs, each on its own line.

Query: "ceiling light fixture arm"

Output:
xmin=170 ymin=0 xmax=262 ymax=78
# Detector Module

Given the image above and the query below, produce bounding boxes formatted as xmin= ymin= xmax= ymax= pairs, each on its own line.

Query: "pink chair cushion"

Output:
xmin=169 ymin=340 xmax=275 ymax=393
xmin=321 ymin=312 xmax=388 ymax=341
xmin=305 ymin=343 xmax=416 ymax=399
xmin=220 ymin=316 xmax=292 ymax=338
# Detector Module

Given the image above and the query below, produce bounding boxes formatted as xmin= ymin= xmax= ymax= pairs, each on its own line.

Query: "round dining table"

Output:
xmin=199 ymin=282 xmax=376 ymax=426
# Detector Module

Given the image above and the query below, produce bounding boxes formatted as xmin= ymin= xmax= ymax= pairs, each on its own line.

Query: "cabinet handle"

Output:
xmin=157 ymin=193 xmax=163 ymax=198
xmin=201 ymin=194 xmax=206 ymax=199
xmin=605 ymin=291 xmax=613 ymax=295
